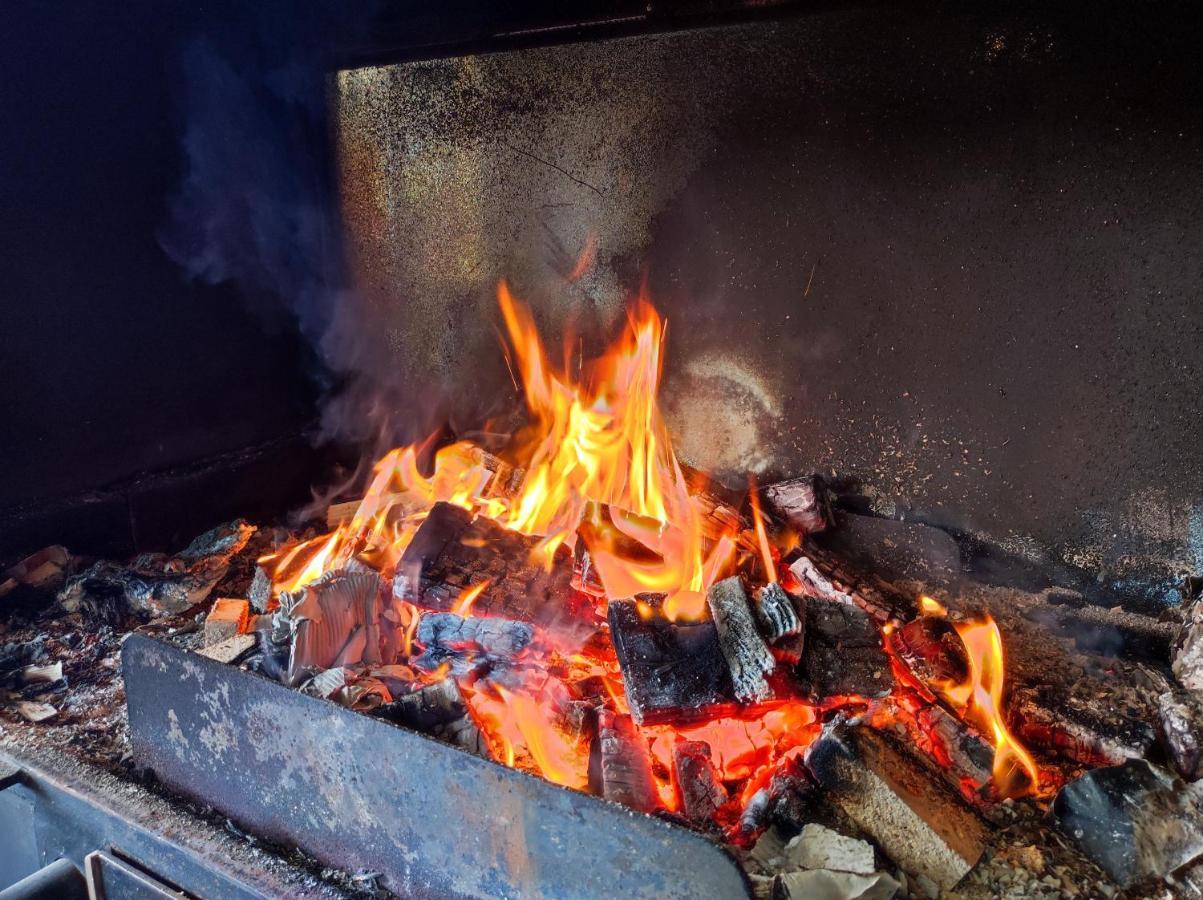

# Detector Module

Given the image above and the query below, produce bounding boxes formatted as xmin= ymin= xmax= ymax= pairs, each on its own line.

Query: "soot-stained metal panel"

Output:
xmin=333 ymin=8 xmax=1203 ymax=601
xmin=123 ymin=634 xmax=749 ymax=899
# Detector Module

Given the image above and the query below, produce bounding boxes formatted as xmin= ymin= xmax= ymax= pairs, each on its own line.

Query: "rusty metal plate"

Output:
xmin=123 ymin=634 xmax=749 ymax=899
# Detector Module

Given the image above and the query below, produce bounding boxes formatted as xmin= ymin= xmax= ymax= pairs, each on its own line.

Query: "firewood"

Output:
xmin=372 ymin=677 xmax=486 ymax=756
xmin=598 ymin=710 xmax=659 ymax=813
xmin=203 ymin=598 xmax=249 ymax=646
xmin=805 ymin=721 xmax=988 ymax=892
xmin=1174 ymin=592 xmax=1203 ymax=691
xmin=706 ymin=577 xmax=775 ymax=703
xmin=394 ymin=501 xmax=578 ymax=625
xmin=890 ymin=615 xmax=968 ymax=686
xmin=1023 ymin=594 xmax=1177 ymax=662
xmin=761 ymin=475 xmax=831 ymax=534
xmin=1157 ymin=689 xmax=1203 ymax=780
xmin=607 ymin=598 xmax=735 ymax=724
xmin=672 ymin=741 xmax=728 ymax=827
xmin=796 ymin=595 xmax=892 ymax=699
xmin=248 ymin=564 xmax=273 ymax=613
xmin=753 ymin=582 xmax=802 ymax=643
xmin=412 ymin=612 xmax=535 ymax=676
xmin=1011 ymin=684 xmax=1155 ymax=767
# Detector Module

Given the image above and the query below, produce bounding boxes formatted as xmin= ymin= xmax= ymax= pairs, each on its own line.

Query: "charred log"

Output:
xmin=890 ymin=616 xmax=968 ymax=685
xmin=1023 ymin=595 xmax=1177 ymax=662
xmin=672 ymin=741 xmax=728 ymax=827
xmin=598 ymin=710 xmax=659 ymax=813
xmin=1011 ymin=684 xmax=1155 ymax=767
xmin=373 ymin=677 xmax=487 ymax=756
xmin=804 ymin=722 xmax=988 ymax=892
xmin=738 ymin=756 xmax=815 ymax=839
xmin=607 ymin=598 xmax=734 ymax=725
xmin=707 ymin=577 xmax=776 ymax=703
xmin=1174 ymin=593 xmax=1203 ymax=692
xmin=796 ymin=596 xmax=892 ymax=699
xmin=753 ymin=582 xmax=802 ymax=643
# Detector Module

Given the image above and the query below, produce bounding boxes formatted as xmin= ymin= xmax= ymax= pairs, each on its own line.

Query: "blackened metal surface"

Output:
xmin=122 ymin=634 xmax=749 ymax=899
xmin=335 ymin=6 xmax=1203 ymax=604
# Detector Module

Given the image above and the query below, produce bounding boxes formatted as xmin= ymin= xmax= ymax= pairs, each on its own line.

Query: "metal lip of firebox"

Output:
xmin=122 ymin=633 xmax=751 ymax=900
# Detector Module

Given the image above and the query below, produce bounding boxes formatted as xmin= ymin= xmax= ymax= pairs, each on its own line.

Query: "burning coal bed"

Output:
xmin=8 ymin=287 xmax=1203 ymax=899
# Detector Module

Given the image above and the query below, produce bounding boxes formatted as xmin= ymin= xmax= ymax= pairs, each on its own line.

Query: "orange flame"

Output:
xmin=937 ymin=616 xmax=1041 ymax=798
xmin=747 ymin=479 xmax=777 ymax=584
xmin=450 ymin=579 xmax=492 ymax=617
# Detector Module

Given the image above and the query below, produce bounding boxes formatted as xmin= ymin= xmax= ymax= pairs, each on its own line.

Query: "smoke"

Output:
xmin=159 ymin=8 xmax=435 ymax=470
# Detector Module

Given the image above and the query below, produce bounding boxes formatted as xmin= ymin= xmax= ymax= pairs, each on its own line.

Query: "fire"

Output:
xmin=747 ymin=479 xmax=777 ymax=584
xmin=936 ymin=616 xmax=1041 ymax=798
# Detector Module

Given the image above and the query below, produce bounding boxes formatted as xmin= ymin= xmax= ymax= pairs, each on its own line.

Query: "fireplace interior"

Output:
xmin=3 ymin=2 xmax=1203 ymax=898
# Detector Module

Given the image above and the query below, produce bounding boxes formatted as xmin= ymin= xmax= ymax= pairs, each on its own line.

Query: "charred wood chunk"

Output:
xmin=1174 ymin=594 xmax=1203 ymax=692
xmin=891 ymin=616 xmax=968 ymax=685
xmin=788 ymin=556 xmax=857 ymax=607
xmin=707 ymin=577 xmax=775 ymax=703
xmin=804 ymin=722 xmax=988 ymax=892
xmin=373 ymin=678 xmax=486 ymax=756
xmin=277 ymin=571 xmax=384 ymax=685
xmin=394 ymin=501 xmax=576 ymax=624
xmin=607 ymin=599 xmax=734 ymax=725
xmin=412 ymin=612 xmax=534 ymax=676
xmin=598 ymin=710 xmax=659 ymax=813
xmin=797 ymin=596 xmax=892 ymax=699
xmin=753 ymin=582 xmax=802 ymax=643
xmin=738 ymin=757 xmax=815 ymax=839
xmin=762 ymin=475 xmax=831 ymax=535
xmin=1158 ymin=689 xmax=1203 ymax=780
xmin=1011 ymin=685 xmax=1155 ymax=768
xmin=248 ymin=564 xmax=273 ymax=613
xmin=672 ymin=741 xmax=728 ymax=827
xmin=913 ymin=704 xmax=995 ymax=795
xmin=1052 ymin=759 xmax=1203 ymax=887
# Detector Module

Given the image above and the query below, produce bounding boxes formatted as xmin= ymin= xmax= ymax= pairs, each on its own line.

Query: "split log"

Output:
xmin=598 ymin=710 xmax=659 ymax=813
xmin=1011 ymin=684 xmax=1155 ymax=767
xmin=753 ymin=582 xmax=802 ymax=643
xmin=1052 ymin=760 xmax=1203 ymax=888
xmin=796 ymin=595 xmax=892 ymax=699
xmin=394 ymin=501 xmax=578 ymax=626
xmin=672 ymin=741 xmax=728 ymax=827
xmin=804 ymin=721 xmax=988 ymax=893
xmin=203 ymin=598 xmax=249 ymax=646
xmin=373 ymin=677 xmax=486 ymax=756
xmin=607 ymin=598 xmax=734 ymax=724
xmin=707 ymin=577 xmax=776 ymax=703
xmin=412 ymin=612 xmax=535 ymax=676
xmin=761 ymin=475 xmax=831 ymax=535
xmin=1158 ymin=689 xmax=1203 ymax=780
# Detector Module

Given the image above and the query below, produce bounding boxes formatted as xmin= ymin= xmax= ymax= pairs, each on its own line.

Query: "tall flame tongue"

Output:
xmin=494 ymin=281 xmax=727 ymax=620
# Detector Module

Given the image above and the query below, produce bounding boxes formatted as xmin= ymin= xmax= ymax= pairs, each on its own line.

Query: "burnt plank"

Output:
xmin=672 ymin=741 xmax=728 ymax=827
xmin=598 ymin=710 xmax=660 ymax=814
xmin=796 ymin=595 xmax=892 ymax=699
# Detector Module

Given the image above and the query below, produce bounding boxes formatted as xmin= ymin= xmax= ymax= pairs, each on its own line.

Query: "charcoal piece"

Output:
xmin=672 ymin=741 xmax=728 ymax=827
xmin=598 ymin=710 xmax=659 ymax=814
xmin=913 ymin=704 xmax=994 ymax=795
xmin=805 ymin=722 xmax=988 ymax=892
xmin=738 ymin=757 xmax=815 ymax=839
xmin=607 ymin=598 xmax=734 ymax=725
xmin=276 ymin=571 xmax=384 ymax=685
xmin=1011 ymin=685 xmax=1154 ymax=767
xmin=789 ymin=556 xmax=858 ymax=607
xmin=417 ymin=613 xmax=534 ymax=658
xmin=753 ymin=582 xmax=802 ymax=643
xmin=177 ymin=520 xmax=256 ymax=563
xmin=394 ymin=501 xmax=577 ymax=625
xmin=891 ymin=616 xmax=968 ymax=685
xmin=1174 ymin=593 xmax=1203 ymax=691
xmin=761 ymin=475 xmax=831 ymax=534
xmin=707 ymin=577 xmax=775 ymax=703
xmin=1051 ymin=759 xmax=1203 ymax=887
xmin=798 ymin=597 xmax=892 ymax=699
xmin=1157 ymin=689 xmax=1203 ymax=780
xmin=373 ymin=677 xmax=486 ymax=756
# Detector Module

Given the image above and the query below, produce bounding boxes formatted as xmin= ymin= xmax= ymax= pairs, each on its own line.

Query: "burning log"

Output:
xmin=890 ymin=615 xmax=968 ymax=685
xmin=738 ymin=757 xmax=815 ymax=838
xmin=412 ymin=612 xmax=534 ymax=676
xmin=1157 ymin=689 xmax=1203 ymax=780
xmin=913 ymin=704 xmax=995 ymax=795
xmin=373 ymin=677 xmax=487 ymax=756
xmin=1052 ymin=759 xmax=1203 ymax=888
xmin=1010 ymin=684 xmax=1155 ymax=767
xmin=804 ymin=722 xmax=988 ymax=893
xmin=796 ymin=596 xmax=893 ymax=699
xmin=706 ymin=577 xmax=776 ymax=703
xmin=761 ymin=475 xmax=831 ymax=535
xmin=672 ymin=741 xmax=728 ymax=827
xmin=276 ymin=570 xmax=384 ymax=685
xmin=598 ymin=710 xmax=659 ymax=813
xmin=394 ymin=501 xmax=577 ymax=624
xmin=788 ymin=556 xmax=857 ymax=608
xmin=753 ymin=582 xmax=802 ymax=643
xmin=607 ymin=598 xmax=734 ymax=724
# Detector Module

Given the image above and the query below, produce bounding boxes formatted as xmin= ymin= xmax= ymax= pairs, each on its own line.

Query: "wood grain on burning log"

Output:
xmin=394 ymin=501 xmax=577 ymax=625
xmin=412 ymin=612 xmax=535 ymax=677
xmin=805 ymin=721 xmax=988 ymax=892
xmin=761 ymin=475 xmax=831 ymax=535
xmin=607 ymin=598 xmax=734 ymax=724
xmin=672 ymin=741 xmax=728 ymax=827
xmin=796 ymin=594 xmax=893 ymax=699
xmin=753 ymin=582 xmax=802 ymax=643
xmin=889 ymin=615 xmax=969 ymax=686
xmin=598 ymin=709 xmax=659 ymax=813
xmin=707 ymin=577 xmax=776 ymax=703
